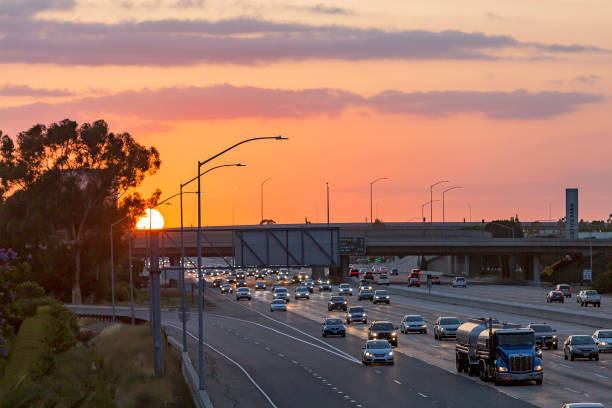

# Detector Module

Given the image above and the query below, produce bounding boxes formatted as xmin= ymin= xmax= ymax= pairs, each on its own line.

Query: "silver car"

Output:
xmin=433 ymin=316 xmax=460 ymax=340
xmin=577 ymin=290 xmax=601 ymax=307
xmin=361 ymin=340 xmax=394 ymax=365
xmin=294 ymin=287 xmax=310 ymax=300
xmin=564 ymin=335 xmax=599 ymax=361
xmin=270 ymin=299 xmax=287 ymax=312
xmin=400 ymin=315 xmax=427 ymax=334
xmin=592 ymin=329 xmax=612 ymax=353
xmin=339 ymin=283 xmax=353 ymax=296
xmin=346 ymin=306 xmax=367 ymax=324
xmin=236 ymin=287 xmax=251 ymax=301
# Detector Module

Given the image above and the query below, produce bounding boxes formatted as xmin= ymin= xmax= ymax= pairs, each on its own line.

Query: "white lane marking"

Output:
xmin=292 ymin=360 xmax=298 ymax=364
xmin=394 ymin=379 xmax=402 ymax=384
xmin=558 ymin=363 xmax=571 ymax=368
xmin=418 ymin=393 xmax=428 ymax=398
xmin=375 ymin=370 xmax=382 ymax=374
xmin=564 ymin=387 xmax=581 ymax=394
xmin=231 ymin=299 xmax=359 ymax=362
xmin=594 ymin=373 xmax=608 ymax=379
xmin=278 ymin=353 xmax=284 ymax=357
xmin=207 ymin=313 xmax=360 ymax=364
xmin=254 ymin=341 xmax=259 ymax=345
xmin=165 ymin=323 xmax=278 ymax=408
xmin=265 ymin=347 xmax=271 ymax=351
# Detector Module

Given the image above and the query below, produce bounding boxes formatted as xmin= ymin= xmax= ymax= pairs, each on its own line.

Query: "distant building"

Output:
xmin=565 ymin=188 xmax=578 ymax=239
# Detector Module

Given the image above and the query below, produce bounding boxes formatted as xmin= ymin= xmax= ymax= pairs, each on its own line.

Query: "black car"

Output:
xmin=255 ymin=272 xmax=266 ymax=280
xmin=528 ymin=324 xmax=558 ymax=349
xmin=236 ymin=279 xmax=247 ymax=288
xmin=211 ymin=278 xmax=223 ymax=288
xmin=246 ymin=270 xmax=255 ymax=277
xmin=292 ymin=275 xmax=301 ymax=284
xmin=546 ymin=290 xmax=564 ymax=303
xmin=227 ymin=275 xmax=237 ymax=284
xmin=255 ymin=281 xmax=266 ymax=290
xmin=319 ymin=283 xmax=332 ymax=292
xmin=368 ymin=321 xmax=398 ymax=347
xmin=236 ymin=272 xmax=246 ymax=280
xmin=328 ymin=296 xmax=348 ymax=311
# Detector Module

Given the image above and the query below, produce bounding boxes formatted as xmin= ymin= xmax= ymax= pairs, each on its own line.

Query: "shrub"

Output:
xmin=593 ymin=263 xmax=612 ymax=293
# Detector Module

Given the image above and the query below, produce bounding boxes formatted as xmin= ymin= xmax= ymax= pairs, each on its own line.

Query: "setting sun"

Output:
xmin=135 ymin=208 xmax=164 ymax=230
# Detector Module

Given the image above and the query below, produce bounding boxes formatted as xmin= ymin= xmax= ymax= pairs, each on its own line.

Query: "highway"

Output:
xmin=201 ymin=275 xmax=611 ymax=408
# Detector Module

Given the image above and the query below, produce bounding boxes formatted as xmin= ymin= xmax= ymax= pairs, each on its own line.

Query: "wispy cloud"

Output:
xmin=0 ymin=0 xmax=75 ymax=17
xmin=0 ymin=84 xmax=74 ymax=97
xmin=0 ymin=15 xmax=606 ymax=66
xmin=308 ymin=4 xmax=353 ymax=15
xmin=485 ymin=12 xmax=507 ymax=21
xmin=573 ymin=74 xmax=602 ymax=85
xmin=0 ymin=85 xmax=602 ymax=134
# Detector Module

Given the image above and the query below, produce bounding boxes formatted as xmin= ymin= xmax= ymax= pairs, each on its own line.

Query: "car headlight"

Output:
xmin=388 ymin=351 xmax=393 ymax=356
xmin=600 ymin=341 xmax=607 ymax=345
xmin=421 ymin=324 xmax=427 ymax=328
xmin=553 ymin=335 xmax=557 ymax=339
xmin=440 ymin=328 xmax=445 ymax=332
xmin=373 ymin=333 xmax=377 ymax=337
xmin=392 ymin=333 xmax=397 ymax=337
xmin=343 ymin=301 xmax=347 ymax=304
xmin=386 ymin=296 xmax=390 ymax=299
xmin=535 ymin=365 xmax=543 ymax=371
xmin=497 ymin=366 xmax=508 ymax=372
xmin=366 ymin=352 xmax=373 ymax=357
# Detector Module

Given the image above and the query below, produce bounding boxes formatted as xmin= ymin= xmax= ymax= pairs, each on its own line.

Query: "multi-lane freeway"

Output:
xmin=197 ymin=274 xmax=611 ymax=408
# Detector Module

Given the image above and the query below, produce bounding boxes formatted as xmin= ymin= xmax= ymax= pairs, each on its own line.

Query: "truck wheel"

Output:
xmin=570 ymin=353 xmax=575 ymax=361
xmin=595 ymin=354 xmax=599 ymax=361
xmin=455 ymin=357 xmax=463 ymax=373
xmin=536 ymin=379 xmax=543 ymax=385
xmin=468 ymin=365 xmax=475 ymax=377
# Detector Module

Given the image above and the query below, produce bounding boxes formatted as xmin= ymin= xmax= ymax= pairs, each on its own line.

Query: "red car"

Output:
xmin=409 ymin=277 xmax=421 ymax=287
xmin=430 ymin=276 xmax=441 ymax=285
xmin=349 ymin=268 xmax=360 ymax=278
xmin=410 ymin=269 xmax=421 ymax=280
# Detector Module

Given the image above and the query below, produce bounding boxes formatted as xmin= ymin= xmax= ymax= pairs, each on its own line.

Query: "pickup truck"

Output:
xmin=577 ymin=290 xmax=601 ymax=307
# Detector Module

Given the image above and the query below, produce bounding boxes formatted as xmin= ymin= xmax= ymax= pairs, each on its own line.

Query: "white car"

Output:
xmin=361 ymin=340 xmax=394 ymax=365
xmin=577 ymin=290 xmax=601 ymax=307
xmin=377 ymin=274 xmax=390 ymax=285
xmin=338 ymin=283 xmax=353 ymax=296
xmin=592 ymin=329 xmax=612 ymax=353
xmin=270 ymin=299 xmax=287 ymax=312
xmin=451 ymin=277 xmax=467 ymax=287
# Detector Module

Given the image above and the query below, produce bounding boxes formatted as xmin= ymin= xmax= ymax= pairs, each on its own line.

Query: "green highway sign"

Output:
xmin=339 ymin=237 xmax=366 ymax=255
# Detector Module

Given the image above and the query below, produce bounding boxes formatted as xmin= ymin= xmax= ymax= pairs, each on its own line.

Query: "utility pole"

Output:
xmin=261 ymin=177 xmax=272 ymax=223
xmin=326 ymin=182 xmax=330 ymax=225
xmin=430 ymin=180 xmax=449 ymax=224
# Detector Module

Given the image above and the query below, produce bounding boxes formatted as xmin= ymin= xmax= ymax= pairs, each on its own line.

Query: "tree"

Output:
xmin=0 ymin=120 xmax=160 ymax=303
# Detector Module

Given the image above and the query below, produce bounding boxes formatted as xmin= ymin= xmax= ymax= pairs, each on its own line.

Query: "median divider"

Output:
xmin=167 ymin=335 xmax=214 ymax=408
xmin=385 ymin=285 xmax=612 ymax=328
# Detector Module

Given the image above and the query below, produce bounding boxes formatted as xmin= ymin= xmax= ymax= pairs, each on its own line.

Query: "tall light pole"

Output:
xmin=260 ymin=177 xmax=272 ymax=223
xmin=442 ymin=186 xmax=463 ymax=224
xmin=430 ymin=180 xmax=449 ymax=224
xmin=370 ymin=177 xmax=388 ymax=224
xmin=195 ymin=135 xmax=287 ymax=390
xmin=422 ymin=200 xmax=439 ymax=223
xmin=179 ymin=163 xmax=243 ymax=353
xmin=326 ymin=182 xmax=330 ymax=225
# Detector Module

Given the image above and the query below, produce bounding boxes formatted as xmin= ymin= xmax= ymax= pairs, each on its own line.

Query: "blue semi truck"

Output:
xmin=455 ymin=318 xmax=543 ymax=385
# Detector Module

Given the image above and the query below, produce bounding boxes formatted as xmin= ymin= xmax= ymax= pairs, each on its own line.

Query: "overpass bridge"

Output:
xmin=132 ymin=223 xmax=612 ymax=282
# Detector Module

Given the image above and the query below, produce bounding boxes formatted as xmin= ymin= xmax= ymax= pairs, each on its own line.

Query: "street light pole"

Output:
xmin=326 ymin=182 xmax=330 ymax=225
xmin=430 ymin=180 xmax=449 ymax=224
xmin=261 ymin=177 xmax=272 ymax=223
xmin=442 ymin=186 xmax=463 ymax=224
xmin=194 ymin=135 xmax=287 ymax=390
xmin=422 ymin=200 xmax=439 ymax=223
xmin=370 ymin=177 xmax=388 ymax=224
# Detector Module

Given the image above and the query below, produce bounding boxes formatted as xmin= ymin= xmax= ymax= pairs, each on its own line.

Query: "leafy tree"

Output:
xmin=0 ymin=120 xmax=161 ymax=303
xmin=484 ymin=218 xmax=524 ymax=238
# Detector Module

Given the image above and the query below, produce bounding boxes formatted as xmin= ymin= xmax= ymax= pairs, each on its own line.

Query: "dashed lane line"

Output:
xmin=418 ymin=393 xmax=428 ymax=398
xmin=394 ymin=379 xmax=402 ymax=385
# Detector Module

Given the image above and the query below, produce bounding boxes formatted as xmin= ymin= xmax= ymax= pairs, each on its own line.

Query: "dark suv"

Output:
xmin=211 ymin=278 xmax=223 ymax=288
xmin=528 ymin=323 xmax=558 ymax=349
xmin=368 ymin=321 xmax=398 ymax=347
xmin=546 ymin=290 xmax=564 ymax=303
xmin=328 ymin=296 xmax=347 ymax=311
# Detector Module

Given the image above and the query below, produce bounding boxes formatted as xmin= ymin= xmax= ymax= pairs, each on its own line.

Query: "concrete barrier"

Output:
xmin=385 ymin=285 xmax=612 ymax=328
xmin=167 ymin=336 xmax=214 ymax=408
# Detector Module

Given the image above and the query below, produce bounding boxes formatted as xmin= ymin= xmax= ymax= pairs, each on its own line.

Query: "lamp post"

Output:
xmin=430 ymin=180 xmax=449 ymax=224
xmin=110 ymin=215 xmax=137 ymax=325
xmin=195 ymin=135 xmax=287 ymax=390
xmin=260 ymin=177 xmax=272 ymax=223
xmin=442 ymin=186 xmax=463 ymax=224
xmin=179 ymin=163 xmax=244 ymax=353
xmin=326 ymin=182 xmax=330 ymax=225
xmin=370 ymin=177 xmax=388 ymax=224
xmin=422 ymin=200 xmax=439 ymax=223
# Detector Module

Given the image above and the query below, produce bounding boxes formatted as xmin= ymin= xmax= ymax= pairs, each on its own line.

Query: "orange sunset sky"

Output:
xmin=1 ymin=0 xmax=611 ymax=227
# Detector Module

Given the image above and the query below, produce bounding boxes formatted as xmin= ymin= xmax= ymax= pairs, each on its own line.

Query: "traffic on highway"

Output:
xmin=200 ymin=266 xmax=611 ymax=408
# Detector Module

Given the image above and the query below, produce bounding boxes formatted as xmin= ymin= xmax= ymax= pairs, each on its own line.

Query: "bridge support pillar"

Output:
xmin=509 ymin=256 xmax=517 ymax=280
xmin=329 ymin=255 xmax=349 ymax=284
xmin=531 ymin=255 xmax=541 ymax=285
xmin=463 ymin=255 xmax=469 ymax=276
xmin=467 ymin=255 xmax=482 ymax=277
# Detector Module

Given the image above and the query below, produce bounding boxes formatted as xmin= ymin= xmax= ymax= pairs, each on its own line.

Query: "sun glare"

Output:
xmin=136 ymin=208 xmax=165 ymax=229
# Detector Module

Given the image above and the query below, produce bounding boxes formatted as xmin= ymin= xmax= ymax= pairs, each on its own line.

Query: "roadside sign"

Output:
xmin=338 ymin=237 xmax=366 ymax=255
xmin=583 ymin=269 xmax=592 ymax=281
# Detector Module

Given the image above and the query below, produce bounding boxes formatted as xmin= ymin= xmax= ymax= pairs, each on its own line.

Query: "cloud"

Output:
xmin=0 ymin=0 xmax=75 ymax=17
xmin=0 ymin=84 xmax=74 ymax=97
xmin=0 ymin=16 xmax=606 ymax=66
xmin=573 ymin=74 xmax=602 ymax=85
xmin=308 ymin=4 xmax=353 ymax=15
xmin=368 ymin=89 xmax=604 ymax=119
xmin=172 ymin=0 xmax=204 ymax=8
xmin=0 ymin=85 xmax=602 ymax=135
xmin=485 ymin=12 xmax=507 ymax=21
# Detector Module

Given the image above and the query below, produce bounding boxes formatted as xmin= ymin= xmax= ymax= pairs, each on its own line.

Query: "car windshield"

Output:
xmin=375 ymin=291 xmax=387 ymax=296
xmin=585 ymin=290 xmax=598 ymax=295
xmin=272 ymin=300 xmax=284 ymax=304
xmin=372 ymin=322 xmax=394 ymax=330
xmin=349 ymin=307 xmax=364 ymax=313
xmin=404 ymin=316 xmax=423 ymax=322
xmin=326 ymin=319 xmax=342 ymax=325
xmin=238 ymin=288 xmax=248 ymax=292
xmin=598 ymin=331 xmax=612 ymax=338
xmin=331 ymin=297 xmax=345 ymax=302
xmin=497 ymin=333 xmax=534 ymax=346
xmin=571 ymin=336 xmax=595 ymax=345
xmin=367 ymin=340 xmax=390 ymax=349
xmin=530 ymin=325 xmax=552 ymax=332
xmin=439 ymin=318 xmax=460 ymax=325
xmin=456 ymin=277 xmax=465 ymax=281
xmin=276 ymin=288 xmax=287 ymax=293
xmin=558 ymin=285 xmax=570 ymax=289
xmin=297 ymin=288 xmax=307 ymax=292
